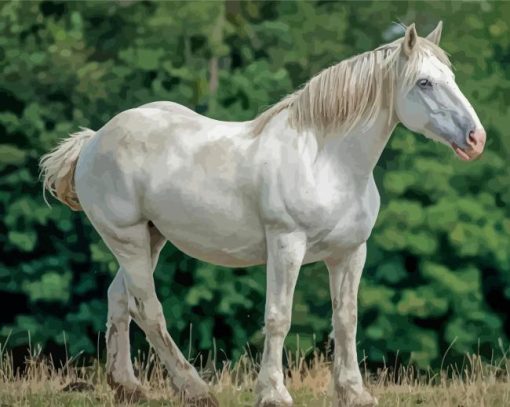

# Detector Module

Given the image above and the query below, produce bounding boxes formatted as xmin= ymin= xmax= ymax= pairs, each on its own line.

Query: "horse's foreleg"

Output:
xmin=325 ymin=244 xmax=378 ymax=407
xmin=256 ymin=230 xmax=306 ymax=407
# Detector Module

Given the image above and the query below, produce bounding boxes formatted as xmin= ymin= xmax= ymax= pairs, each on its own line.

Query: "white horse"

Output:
xmin=41 ymin=23 xmax=485 ymax=407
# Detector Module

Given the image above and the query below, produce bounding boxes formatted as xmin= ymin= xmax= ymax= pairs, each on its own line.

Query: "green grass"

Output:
xmin=1 ymin=383 xmax=510 ymax=407
xmin=1 ymin=348 xmax=509 ymax=406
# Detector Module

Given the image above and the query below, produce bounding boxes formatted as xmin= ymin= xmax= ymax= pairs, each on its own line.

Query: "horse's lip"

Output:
xmin=451 ymin=142 xmax=471 ymax=161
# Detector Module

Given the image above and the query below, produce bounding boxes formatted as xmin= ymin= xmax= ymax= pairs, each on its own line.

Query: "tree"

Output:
xmin=1 ymin=0 xmax=509 ymax=369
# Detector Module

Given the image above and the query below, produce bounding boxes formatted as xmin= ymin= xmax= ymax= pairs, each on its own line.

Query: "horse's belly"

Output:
xmin=155 ymin=222 xmax=267 ymax=267
xmin=145 ymin=187 xmax=266 ymax=267
xmin=166 ymin=236 xmax=266 ymax=267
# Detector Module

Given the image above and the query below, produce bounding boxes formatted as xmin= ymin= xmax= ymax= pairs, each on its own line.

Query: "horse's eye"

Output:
xmin=418 ymin=79 xmax=432 ymax=88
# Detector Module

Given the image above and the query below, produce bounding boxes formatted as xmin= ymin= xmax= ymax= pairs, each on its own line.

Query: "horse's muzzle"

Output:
xmin=452 ymin=128 xmax=486 ymax=160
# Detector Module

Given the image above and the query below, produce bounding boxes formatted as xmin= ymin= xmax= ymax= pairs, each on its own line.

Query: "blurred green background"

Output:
xmin=0 ymin=1 xmax=509 ymax=370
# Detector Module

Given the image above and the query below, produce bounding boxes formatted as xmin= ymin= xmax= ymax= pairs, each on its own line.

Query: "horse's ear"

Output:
xmin=426 ymin=21 xmax=443 ymax=45
xmin=403 ymin=23 xmax=418 ymax=56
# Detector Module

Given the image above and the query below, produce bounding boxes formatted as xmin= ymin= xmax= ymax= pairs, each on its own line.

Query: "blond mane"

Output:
xmin=252 ymin=37 xmax=451 ymax=136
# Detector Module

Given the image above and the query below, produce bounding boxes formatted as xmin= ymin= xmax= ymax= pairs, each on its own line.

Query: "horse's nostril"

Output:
xmin=468 ymin=130 xmax=477 ymax=146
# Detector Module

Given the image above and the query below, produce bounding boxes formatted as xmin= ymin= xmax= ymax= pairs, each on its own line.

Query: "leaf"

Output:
xmin=8 ymin=230 xmax=36 ymax=251
xmin=0 ymin=144 xmax=26 ymax=167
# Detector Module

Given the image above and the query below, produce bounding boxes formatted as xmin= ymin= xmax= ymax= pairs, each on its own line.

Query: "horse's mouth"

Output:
xmin=451 ymin=142 xmax=481 ymax=161
xmin=451 ymin=143 xmax=471 ymax=160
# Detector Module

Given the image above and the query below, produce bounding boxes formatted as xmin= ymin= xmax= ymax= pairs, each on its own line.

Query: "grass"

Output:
xmin=1 ymin=343 xmax=510 ymax=406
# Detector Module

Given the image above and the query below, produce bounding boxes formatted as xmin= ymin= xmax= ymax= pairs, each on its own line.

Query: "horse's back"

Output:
xmin=79 ymin=101 xmax=251 ymax=166
xmin=138 ymin=101 xmax=249 ymax=129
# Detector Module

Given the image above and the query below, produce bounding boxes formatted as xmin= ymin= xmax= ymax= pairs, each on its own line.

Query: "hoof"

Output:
xmin=255 ymin=394 xmax=293 ymax=407
xmin=113 ymin=385 xmax=147 ymax=403
xmin=257 ymin=402 xmax=293 ymax=407
xmin=107 ymin=373 xmax=147 ymax=403
xmin=255 ymin=372 xmax=293 ymax=407
xmin=335 ymin=386 xmax=378 ymax=407
xmin=185 ymin=392 xmax=219 ymax=407
xmin=350 ymin=389 xmax=377 ymax=407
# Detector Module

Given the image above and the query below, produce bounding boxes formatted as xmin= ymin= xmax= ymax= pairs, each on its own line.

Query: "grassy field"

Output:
xmin=1 ymin=348 xmax=509 ymax=406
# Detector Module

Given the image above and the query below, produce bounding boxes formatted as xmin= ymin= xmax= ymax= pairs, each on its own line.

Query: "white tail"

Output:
xmin=39 ymin=128 xmax=95 ymax=211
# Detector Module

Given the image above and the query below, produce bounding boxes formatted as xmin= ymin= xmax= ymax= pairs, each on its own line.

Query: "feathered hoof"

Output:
xmin=106 ymin=374 xmax=147 ymax=404
xmin=335 ymin=386 xmax=378 ymax=407
xmin=113 ymin=385 xmax=147 ymax=403
xmin=257 ymin=402 xmax=293 ymax=407
xmin=255 ymin=395 xmax=293 ymax=407
xmin=350 ymin=392 xmax=378 ymax=407
xmin=185 ymin=392 xmax=219 ymax=407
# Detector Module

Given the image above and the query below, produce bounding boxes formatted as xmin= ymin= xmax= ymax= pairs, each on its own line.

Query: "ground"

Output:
xmin=1 ymin=351 xmax=509 ymax=406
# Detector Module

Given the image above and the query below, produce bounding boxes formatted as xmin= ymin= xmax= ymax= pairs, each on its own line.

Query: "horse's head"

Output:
xmin=394 ymin=22 xmax=486 ymax=161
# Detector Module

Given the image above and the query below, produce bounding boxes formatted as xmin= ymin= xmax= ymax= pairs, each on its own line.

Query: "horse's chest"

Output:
xmin=324 ymin=202 xmax=377 ymax=246
xmin=303 ymin=182 xmax=380 ymax=259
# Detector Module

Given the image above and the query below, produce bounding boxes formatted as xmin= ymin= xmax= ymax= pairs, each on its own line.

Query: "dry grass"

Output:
xmin=1 ymin=342 xmax=510 ymax=407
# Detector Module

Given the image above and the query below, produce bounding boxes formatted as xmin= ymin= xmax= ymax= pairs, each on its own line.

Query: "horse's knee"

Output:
xmin=128 ymin=294 xmax=164 ymax=328
xmin=264 ymin=309 xmax=291 ymax=337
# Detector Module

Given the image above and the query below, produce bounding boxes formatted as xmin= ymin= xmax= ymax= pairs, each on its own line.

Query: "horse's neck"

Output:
xmin=315 ymin=109 xmax=397 ymax=183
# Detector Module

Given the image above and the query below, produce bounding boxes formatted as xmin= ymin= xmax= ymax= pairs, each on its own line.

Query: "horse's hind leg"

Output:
xmin=106 ymin=224 xmax=166 ymax=400
xmin=99 ymin=221 xmax=217 ymax=406
xmin=106 ymin=269 xmax=145 ymax=401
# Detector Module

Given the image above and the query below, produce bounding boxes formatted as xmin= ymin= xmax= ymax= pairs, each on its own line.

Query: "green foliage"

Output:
xmin=0 ymin=1 xmax=509 ymax=369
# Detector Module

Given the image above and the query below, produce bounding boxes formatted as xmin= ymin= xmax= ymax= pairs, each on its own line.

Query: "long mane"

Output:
xmin=251 ymin=37 xmax=451 ymax=136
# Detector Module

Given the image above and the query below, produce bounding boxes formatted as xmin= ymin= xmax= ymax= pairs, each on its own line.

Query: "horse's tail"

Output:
xmin=40 ymin=127 xmax=96 ymax=211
